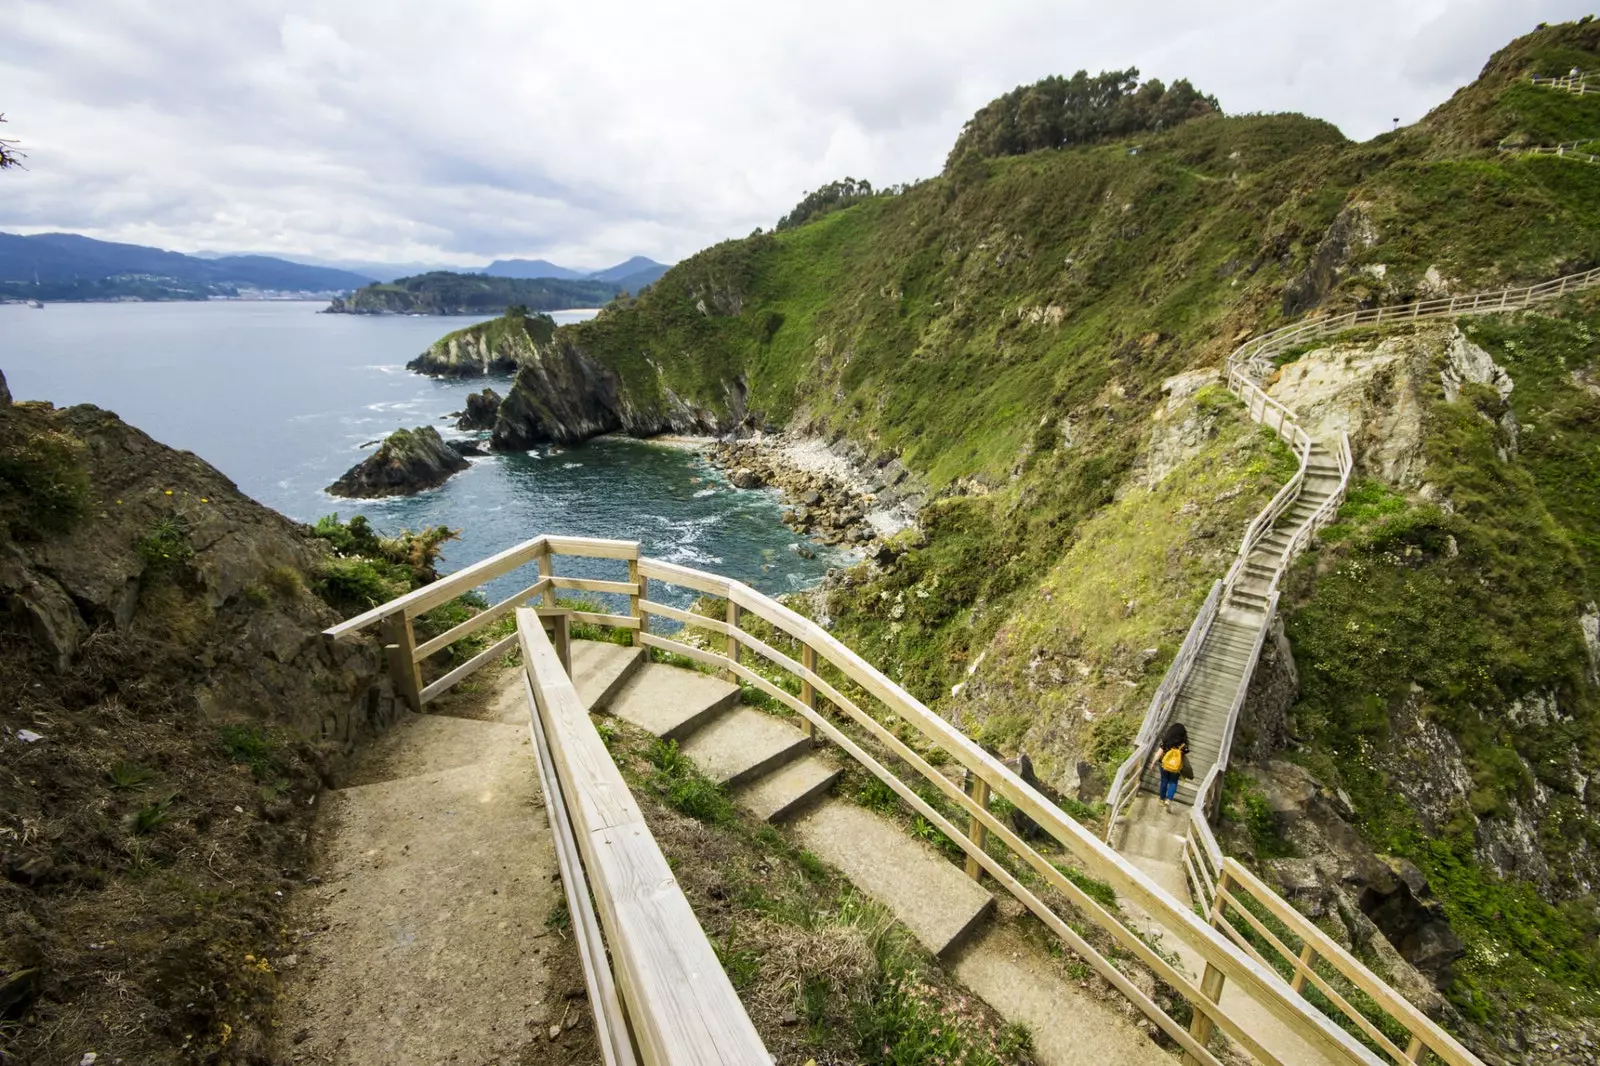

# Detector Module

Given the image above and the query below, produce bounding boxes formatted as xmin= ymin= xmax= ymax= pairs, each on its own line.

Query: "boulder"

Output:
xmin=455 ymin=388 xmax=502 ymax=431
xmin=327 ymin=426 xmax=469 ymax=498
xmin=448 ymin=438 xmax=485 ymax=457
xmin=728 ymin=467 xmax=765 ymax=489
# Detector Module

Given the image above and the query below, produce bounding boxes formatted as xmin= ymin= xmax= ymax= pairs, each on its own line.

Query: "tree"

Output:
xmin=0 ymin=114 xmax=22 ymax=170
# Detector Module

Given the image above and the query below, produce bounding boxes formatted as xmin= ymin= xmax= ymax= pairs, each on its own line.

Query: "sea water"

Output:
xmin=2 ymin=300 xmax=850 ymax=606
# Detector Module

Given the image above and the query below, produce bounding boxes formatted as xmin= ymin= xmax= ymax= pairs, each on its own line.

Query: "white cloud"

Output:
xmin=0 ymin=0 xmax=1589 ymax=268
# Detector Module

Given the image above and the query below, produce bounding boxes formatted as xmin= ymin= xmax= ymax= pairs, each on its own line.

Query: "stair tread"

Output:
xmin=678 ymin=705 xmax=812 ymax=786
xmin=792 ymin=799 xmax=994 ymax=957
xmin=570 ymin=640 xmax=647 ymax=712
xmin=605 ymin=661 xmax=740 ymax=740
xmin=736 ymin=753 xmax=840 ymax=822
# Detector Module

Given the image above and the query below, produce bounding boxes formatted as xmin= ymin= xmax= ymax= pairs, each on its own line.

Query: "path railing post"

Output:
xmin=800 ymin=643 xmax=817 ymax=741
xmin=628 ymin=558 xmax=645 ymax=648
xmin=1290 ymin=942 xmax=1317 ymax=994
xmin=538 ymin=546 xmax=557 ymax=607
xmin=382 ymin=614 xmax=424 ymax=714
xmin=726 ymin=600 xmax=742 ymax=682
xmin=964 ymin=770 xmax=990 ymax=881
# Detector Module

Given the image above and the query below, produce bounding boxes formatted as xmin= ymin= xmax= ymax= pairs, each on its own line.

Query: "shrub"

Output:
xmin=0 ymin=425 xmax=89 ymax=537
xmin=135 ymin=517 xmax=193 ymax=574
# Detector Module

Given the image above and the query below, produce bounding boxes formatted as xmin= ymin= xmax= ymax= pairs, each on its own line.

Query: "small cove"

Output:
xmin=2 ymin=300 xmax=852 ymax=605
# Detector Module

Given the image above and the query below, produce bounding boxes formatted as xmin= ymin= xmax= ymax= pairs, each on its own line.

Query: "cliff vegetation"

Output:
xmin=327 ymin=271 xmax=618 ymax=315
xmin=473 ymin=19 xmax=1600 ymax=1054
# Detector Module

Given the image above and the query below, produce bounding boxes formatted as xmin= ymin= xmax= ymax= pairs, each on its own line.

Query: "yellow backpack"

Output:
xmin=1161 ymin=746 xmax=1184 ymax=773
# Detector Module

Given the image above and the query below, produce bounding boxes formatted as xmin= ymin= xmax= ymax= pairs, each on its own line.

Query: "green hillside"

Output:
xmin=487 ymin=19 xmax=1600 ymax=1045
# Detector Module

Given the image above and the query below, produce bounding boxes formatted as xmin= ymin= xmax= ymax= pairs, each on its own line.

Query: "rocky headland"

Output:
xmin=408 ymin=311 xmax=557 ymax=378
xmin=327 ymin=426 xmax=469 ymax=498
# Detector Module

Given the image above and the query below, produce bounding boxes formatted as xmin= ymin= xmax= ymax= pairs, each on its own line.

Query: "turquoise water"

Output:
xmin=1 ymin=301 xmax=851 ymax=605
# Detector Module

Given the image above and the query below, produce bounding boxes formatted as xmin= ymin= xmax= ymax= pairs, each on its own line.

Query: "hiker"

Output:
xmin=1152 ymin=722 xmax=1191 ymax=813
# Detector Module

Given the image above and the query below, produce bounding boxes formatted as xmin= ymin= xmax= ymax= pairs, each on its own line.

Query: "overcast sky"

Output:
xmin=2 ymin=0 xmax=1590 ymax=271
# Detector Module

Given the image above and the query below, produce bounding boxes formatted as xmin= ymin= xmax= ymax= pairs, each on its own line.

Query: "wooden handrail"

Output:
xmin=517 ymin=608 xmax=769 ymax=1064
xmin=1218 ymin=859 xmax=1485 ymax=1066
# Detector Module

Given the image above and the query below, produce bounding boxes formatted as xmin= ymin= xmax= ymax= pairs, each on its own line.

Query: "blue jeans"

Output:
xmin=1159 ymin=769 xmax=1180 ymax=802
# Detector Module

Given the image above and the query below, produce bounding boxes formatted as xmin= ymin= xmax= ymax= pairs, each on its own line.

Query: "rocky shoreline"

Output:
xmin=703 ymin=433 xmax=926 ymax=561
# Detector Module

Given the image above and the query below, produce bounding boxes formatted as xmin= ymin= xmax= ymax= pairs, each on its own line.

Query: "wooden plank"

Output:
xmin=518 ymin=611 xmax=768 ymax=1064
xmin=965 ymin=777 xmax=990 ymax=880
xmin=538 ymin=547 xmax=557 ymax=608
xmin=1222 ymin=860 xmax=1482 ymax=1066
xmin=413 ymin=577 xmax=551 ymax=661
xmin=551 ymin=576 xmax=641 ymax=596
xmin=520 ymin=611 xmax=643 ymax=834
xmin=544 ymin=535 xmax=641 ymax=560
xmin=639 ymin=598 xmax=731 ymax=636
xmin=637 ymin=558 xmax=732 ymax=597
xmin=521 ymin=674 xmax=639 ymax=1066
xmin=800 ymin=643 xmax=817 ymax=741
xmin=569 ymin=611 xmax=641 ymax=630
xmin=324 ymin=535 xmax=548 ymax=639
xmin=726 ymin=601 xmax=742 ymax=680
xmin=419 ymin=630 xmax=518 ymax=704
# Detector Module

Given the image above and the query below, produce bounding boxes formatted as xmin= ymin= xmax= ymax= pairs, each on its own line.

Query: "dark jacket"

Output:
xmin=1155 ymin=724 xmax=1194 ymax=778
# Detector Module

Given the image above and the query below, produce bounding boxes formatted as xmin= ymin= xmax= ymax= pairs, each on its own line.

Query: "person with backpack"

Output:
xmin=1153 ymin=722 xmax=1190 ymax=813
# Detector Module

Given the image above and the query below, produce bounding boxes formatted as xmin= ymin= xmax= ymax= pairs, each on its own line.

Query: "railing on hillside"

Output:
xmin=1501 ymin=142 xmax=1600 ymax=164
xmin=326 ymin=534 xmax=1385 ymax=1066
xmin=1104 ymin=579 xmax=1222 ymax=841
xmin=1227 ymin=266 xmax=1600 ymax=381
xmin=1182 ymin=831 xmax=1485 ymax=1066
xmin=1529 ymin=71 xmax=1596 ymax=94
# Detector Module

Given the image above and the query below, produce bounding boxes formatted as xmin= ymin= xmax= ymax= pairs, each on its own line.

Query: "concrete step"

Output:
xmin=570 ymin=639 xmax=647 ymax=711
xmin=735 ymin=754 xmax=840 ymax=822
xmin=678 ymin=705 xmax=813 ymax=787
xmin=605 ymin=661 xmax=740 ymax=740
xmin=792 ymin=798 xmax=994 ymax=957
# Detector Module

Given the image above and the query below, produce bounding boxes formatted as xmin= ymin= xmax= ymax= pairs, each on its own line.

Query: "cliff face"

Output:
xmin=489 ymin=332 xmax=745 ymax=449
xmin=0 ymin=387 xmax=388 ymax=1064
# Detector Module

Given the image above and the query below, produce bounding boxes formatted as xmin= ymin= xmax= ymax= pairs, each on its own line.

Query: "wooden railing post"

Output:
xmin=964 ymin=772 xmax=991 ymax=881
xmin=800 ymin=643 xmax=817 ymax=741
xmin=381 ymin=614 xmax=424 ymax=714
xmin=1290 ymin=942 xmax=1317 ymax=994
xmin=538 ymin=546 xmax=557 ymax=607
xmin=726 ymin=600 xmax=742 ymax=681
xmin=539 ymin=607 xmax=573 ymax=676
xmin=1185 ymin=961 xmax=1228 ymax=1065
xmin=628 ymin=558 xmax=645 ymax=648
xmin=1404 ymin=1034 xmax=1426 ymax=1062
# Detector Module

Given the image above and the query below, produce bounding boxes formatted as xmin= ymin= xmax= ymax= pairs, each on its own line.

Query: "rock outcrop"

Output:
xmin=327 ymin=426 xmax=469 ymax=498
xmin=0 ymin=366 xmax=10 ymax=405
xmin=0 ymin=388 xmax=388 ymax=1063
xmin=409 ymin=313 xmax=556 ymax=378
xmin=490 ymin=334 xmax=743 ymax=450
xmin=455 ymin=388 xmax=502 ymax=430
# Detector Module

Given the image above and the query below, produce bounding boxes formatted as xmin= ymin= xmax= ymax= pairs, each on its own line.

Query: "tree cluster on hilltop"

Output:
xmin=775 ymin=177 xmax=879 ymax=231
xmin=945 ymin=68 xmax=1220 ymax=167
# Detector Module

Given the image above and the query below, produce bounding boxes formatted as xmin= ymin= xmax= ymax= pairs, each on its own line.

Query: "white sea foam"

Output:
xmin=693 ymin=488 xmax=717 ymax=498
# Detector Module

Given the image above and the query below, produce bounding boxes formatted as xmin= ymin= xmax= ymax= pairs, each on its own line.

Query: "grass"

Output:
xmin=106 ymin=762 xmax=156 ymax=790
xmin=135 ymin=517 xmax=193 ymax=573
xmin=1279 ymin=295 xmax=1600 ymax=1021
xmin=218 ymin=724 xmax=285 ymax=782
xmin=0 ymin=422 xmax=90 ymax=538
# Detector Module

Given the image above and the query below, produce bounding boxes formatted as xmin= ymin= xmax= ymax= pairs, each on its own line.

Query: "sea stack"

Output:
xmin=327 ymin=426 xmax=470 ymax=498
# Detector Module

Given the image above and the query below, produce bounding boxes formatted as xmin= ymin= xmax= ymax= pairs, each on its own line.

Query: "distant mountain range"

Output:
xmin=0 ymin=232 xmax=672 ymax=303
xmin=0 ymin=233 xmax=375 ymax=301
xmin=483 ymin=255 xmax=669 ymax=291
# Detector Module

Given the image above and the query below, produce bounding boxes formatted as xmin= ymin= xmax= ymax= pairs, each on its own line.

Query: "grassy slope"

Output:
xmin=1283 ymin=292 xmax=1600 ymax=1023
xmin=495 ymin=20 xmax=1600 ymax=1034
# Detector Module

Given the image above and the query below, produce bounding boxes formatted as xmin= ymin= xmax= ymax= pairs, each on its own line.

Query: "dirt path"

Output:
xmin=279 ymin=667 xmax=594 ymax=1065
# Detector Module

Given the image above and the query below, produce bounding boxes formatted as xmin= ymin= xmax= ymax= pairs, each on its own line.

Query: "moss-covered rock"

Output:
xmin=327 ymin=426 xmax=469 ymax=498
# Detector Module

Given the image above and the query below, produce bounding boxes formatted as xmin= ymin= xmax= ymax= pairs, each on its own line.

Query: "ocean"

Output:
xmin=1 ymin=300 xmax=850 ymax=605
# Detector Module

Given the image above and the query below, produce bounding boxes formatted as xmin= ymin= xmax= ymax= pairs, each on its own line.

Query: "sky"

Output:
xmin=1 ymin=0 xmax=1592 ymax=272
